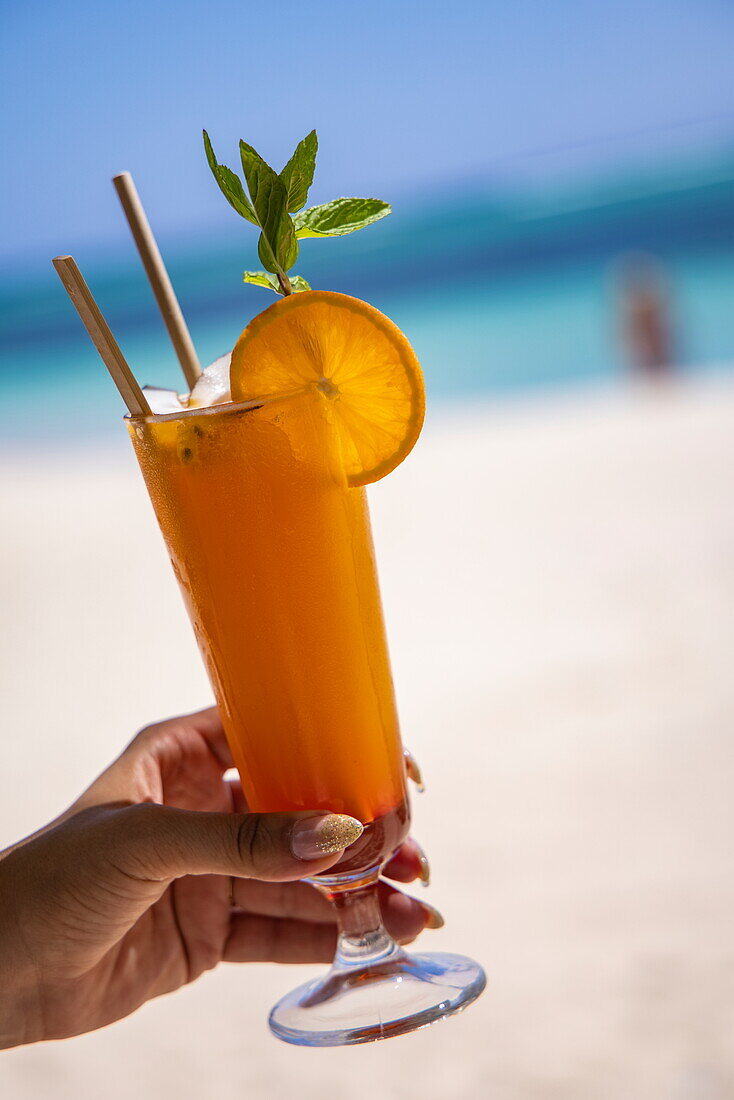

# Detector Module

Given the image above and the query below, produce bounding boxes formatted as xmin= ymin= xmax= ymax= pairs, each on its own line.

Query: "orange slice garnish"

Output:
xmin=229 ymin=291 xmax=425 ymax=486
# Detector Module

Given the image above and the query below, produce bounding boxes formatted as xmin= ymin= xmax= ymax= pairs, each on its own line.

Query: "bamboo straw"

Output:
xmin=113 ymin=172 xmax=201 ymax=389
xmin=52 ymin=255 xmax=152 ymax=417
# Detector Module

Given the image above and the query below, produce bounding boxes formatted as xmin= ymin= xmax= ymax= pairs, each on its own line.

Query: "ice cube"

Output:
xmin=188 ymin=352 xmax=232 ymax=408
xmin=142 ymin=386 xmax=187 ymax=414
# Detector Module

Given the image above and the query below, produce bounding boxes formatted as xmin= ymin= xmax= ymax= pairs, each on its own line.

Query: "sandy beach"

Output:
xmin=1 ymin=377 xmax=733 ymax=1099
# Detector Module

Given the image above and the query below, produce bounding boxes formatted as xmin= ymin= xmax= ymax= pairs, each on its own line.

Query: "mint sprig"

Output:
xmin=203 ymin=129 xmax=391 ymax=295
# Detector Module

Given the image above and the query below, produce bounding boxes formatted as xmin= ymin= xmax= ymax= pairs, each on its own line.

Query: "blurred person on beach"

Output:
xmin=618 ymin=253 xmax=675 ymax=376
xmin=0 ymin=708 xmax=435 ymax=1050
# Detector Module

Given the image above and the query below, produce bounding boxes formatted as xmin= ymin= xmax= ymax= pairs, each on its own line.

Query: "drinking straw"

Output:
xmin=52 ymin=255 xmax=152 ymax=417
xmin=113 ymin=172 xmax=201 ymax=389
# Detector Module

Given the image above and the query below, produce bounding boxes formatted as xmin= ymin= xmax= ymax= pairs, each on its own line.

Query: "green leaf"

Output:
xmin=243 ymin=271 xmax=312 ymax=295
xmin=279 ymin=130 xmax=318 ymax=213
xmin=239 ymin=140 xmax=298 ymax=275
xmin=243 ymin=270 xmax=281 ymax=292
xmin=294 ymin=198 xmax=391 ymax=238
xmin=202 ymin=131 xmax=257 ymax=225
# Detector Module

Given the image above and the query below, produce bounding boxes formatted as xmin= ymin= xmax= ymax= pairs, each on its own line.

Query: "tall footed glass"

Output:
xmin=128 ymin=388 xmax=485 ymax=1045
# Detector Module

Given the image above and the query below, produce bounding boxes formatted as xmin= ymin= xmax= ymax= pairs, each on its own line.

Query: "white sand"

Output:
xmin=1 ymin=378 xmax=733 ymax=1098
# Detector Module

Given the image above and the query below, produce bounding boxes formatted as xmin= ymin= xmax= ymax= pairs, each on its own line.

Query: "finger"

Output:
xmin=230 ymin=877 xmax=438 ymax=943
xmin=136 ymin=707 xmax=235 ymax=771
xmin=224 ymin=779 xmax=427 ymax=882
xmin=176 ymin=707 xmax=234 ymax=770
xmin=403 ymin=748 xmax=425 ymax=792
xmin=232 ymin=878 xmax=334 ymax=922
xmin=224 ymin=915 xmax=337 ymax=964
xmin=108 ymin=803 xmax=365 ymax=883
xmin=73 ymin=708 xmax=234 ymax=813
xmin=378 ymin=880 xmax=442 ymax=940
xmin=383 ymin=838 xmax=431 ymax=886
xmin=223 ymin=886 xmax=439 ymax=964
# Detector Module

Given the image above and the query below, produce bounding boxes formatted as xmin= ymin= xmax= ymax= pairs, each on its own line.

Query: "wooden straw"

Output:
xmin=113 ymin=172 xmax=201 ymax=389
xmin=52 ymin=255 xmax=152 ymax=417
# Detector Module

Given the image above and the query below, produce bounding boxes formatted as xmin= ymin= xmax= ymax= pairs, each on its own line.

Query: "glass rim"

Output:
xmin=126 ymin=389 xmax=302 ymax=426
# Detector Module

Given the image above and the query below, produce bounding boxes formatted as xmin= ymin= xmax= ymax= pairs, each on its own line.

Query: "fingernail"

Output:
xmin=291 ymin=814 xmax=364 ymax=861
xmin=413 ymin=840 xmax=431 ymax=887
xmin=404 ymin=749 xmax=425 ymax=793
xmin=421 ymin=901 xmax=445 ymax=930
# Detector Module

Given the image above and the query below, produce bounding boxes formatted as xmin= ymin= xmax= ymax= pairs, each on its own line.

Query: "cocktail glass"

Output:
xmin=128 ymin=386 xmax=485 ymax=1046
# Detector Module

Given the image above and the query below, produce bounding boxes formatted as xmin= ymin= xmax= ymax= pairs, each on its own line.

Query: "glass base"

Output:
xmin=268 ymin=948 xmax=486 ymax=1047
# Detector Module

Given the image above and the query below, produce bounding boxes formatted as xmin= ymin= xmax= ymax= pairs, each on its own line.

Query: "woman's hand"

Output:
xmin=0 ymin=708 xmax=437 ymax=1049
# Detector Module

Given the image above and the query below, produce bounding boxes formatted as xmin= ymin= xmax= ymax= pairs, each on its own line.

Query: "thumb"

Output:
xmin=111 ymin=803 xmax=365 ymax=883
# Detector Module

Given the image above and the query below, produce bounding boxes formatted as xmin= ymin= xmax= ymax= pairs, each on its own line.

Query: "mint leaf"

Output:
xmin=243 ymin=271 xmax=281 ymax=292
xmin=280 ymin=130 xmax=317 ymax=213
xmin=243 ymin=271 xmax=312 ymax=294
xmin=239 ymin=140 xmax=298 ymax=274
xmin=289 ymin=275 xmax=312 ymax=292
xmin=202 ymin=131 xmax=257 ymax=225
xmin=294 ymin=198 xmax=391 ymax=238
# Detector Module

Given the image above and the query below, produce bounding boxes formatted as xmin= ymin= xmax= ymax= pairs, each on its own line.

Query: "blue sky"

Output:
xmin=1 ymin=0 xmax=733 ymax=268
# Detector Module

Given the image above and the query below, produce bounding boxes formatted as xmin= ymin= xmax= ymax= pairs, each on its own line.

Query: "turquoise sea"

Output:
xmin=2 ymin=153 xmax=734 ymax=442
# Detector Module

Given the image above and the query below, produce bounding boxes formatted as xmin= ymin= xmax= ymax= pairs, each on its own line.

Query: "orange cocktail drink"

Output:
xmin=128 ymin=389 xmax=409 ymax=868
xmin=54 ymin=113 xmax=487 ymax=1042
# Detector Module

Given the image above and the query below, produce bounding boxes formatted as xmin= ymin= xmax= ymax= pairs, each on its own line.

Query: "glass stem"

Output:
xmin=319 ymin=868 xmax=403 ymax=970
